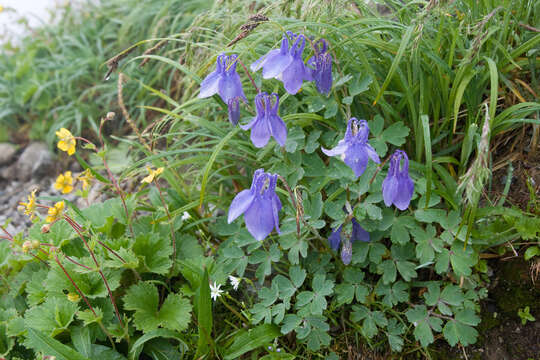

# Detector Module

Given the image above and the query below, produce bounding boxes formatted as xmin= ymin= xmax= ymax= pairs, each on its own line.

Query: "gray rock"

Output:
xmin=16 ymin=142 xmax=56 ymax=181
xmin=0 ymin=143 xmax=17 ymax=166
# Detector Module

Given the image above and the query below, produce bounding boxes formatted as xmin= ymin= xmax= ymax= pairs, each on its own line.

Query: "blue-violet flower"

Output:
xmin=240 ymin=92 xmax=287 ymax=148
xmin=199 ymin=54 xmax=246 ymax=119
xmin=251 ymin=32 xmax=312 ymax=95
xmin=228 ymin=169 xmax=282 ymax=241
xmin=382 ymin=150 xmax=414 ymax=210
xmin=328 ymin=218 xmax=370 ymax=265
xmin=322 ymin=118 xmax=380 ymax=178
xmin=308 ymin=39 xmax=333 ymax=95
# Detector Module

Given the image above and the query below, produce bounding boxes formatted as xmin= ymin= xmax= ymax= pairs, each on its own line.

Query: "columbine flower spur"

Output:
xmin=198 ymin=53 xmax=246 ymax=117
xmin=308 ymin=39 xmax=333 ymax=95
xmin=322 ymin=118 xmax=380 ymax=178
xmin=328 ymin=218 xmax=370 ymax=265
xmin=251 ymin=32 xmax=312 ymax=94
xmin=382 ymin=150 xmax=414 ymax=210
xmin=228 ymin=169 xmax=282 ymax=241
xmin=240 ymin=92 xmax=287 ymax=148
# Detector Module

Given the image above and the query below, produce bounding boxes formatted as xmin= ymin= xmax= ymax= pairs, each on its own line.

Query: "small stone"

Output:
xmin=16 ymin=142 xmax=56 ymax=181
xmin=0 ymin=143 xmax=17 ymax=166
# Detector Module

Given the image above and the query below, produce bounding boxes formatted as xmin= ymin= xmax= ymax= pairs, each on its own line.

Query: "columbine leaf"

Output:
xmin=443 ymin=310 xmax=480 ymax=346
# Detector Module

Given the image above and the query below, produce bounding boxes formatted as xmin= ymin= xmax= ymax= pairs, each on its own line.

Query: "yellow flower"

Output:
xmin=67 ymin=292 xmax=80 ymax=302
xmin=77 ymin=169 xmax=94 ymax=190
xmin=55 ymin=128 xmax=76 ymax=156
xmin=19 ymin=190 xmax=37 ymax=219
xmin=141 ymin=167 xmax=164 ymax=184
xmin=46 ymin=201 xmax=65 ymax=223
xmin=55 ymin=171 xmax=74 ymax=194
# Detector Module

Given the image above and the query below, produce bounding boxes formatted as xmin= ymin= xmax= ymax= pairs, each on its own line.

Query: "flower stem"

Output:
xmin=237 ymin=57 xmax=260 ymax=93
xmin=277 ymin=175 xmax=301 ymax=238
xmin=154 ymin=180 xmax=176 ymax=268
xmin=64 ymin=216 xmax=124 ymax=329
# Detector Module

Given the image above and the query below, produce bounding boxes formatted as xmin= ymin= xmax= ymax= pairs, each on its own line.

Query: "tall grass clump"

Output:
xmin=0 ymin=0 xmax=539 ymax=359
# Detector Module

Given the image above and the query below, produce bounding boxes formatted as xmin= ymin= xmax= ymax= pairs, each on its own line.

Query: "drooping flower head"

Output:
xmin=19 ymin=189 xmax=37 ymax=219
xmin=77 ymin=169 xmax=94 ymax=190
xmin=251 ymin=32 xmax=312 ymax=94
xmin=56 ymin=128 xmax=76 ymax=156
xmin=322 ymin=118 xmax=380 ymax=178
xmin=228 ymin=169 xmax=282 ymax=241
xmin=382 ymin=150 xmax=414 ymax=210
xmin=54 ymin=171 xmax=74 ymax=194
xmin=328 ymin=218 xmax=370 ymax=265
xmin=240 ymin=92 xmax=287 ymax=148
xmin=141 ymin=167 xmax=164 ymax=184
xmin=199 ymin=54 xmax=246 ymax=121
xmin=308 ymin=39 xmax=333 ymax=96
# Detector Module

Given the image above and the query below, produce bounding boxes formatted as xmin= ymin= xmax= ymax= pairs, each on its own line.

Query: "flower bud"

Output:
xmin=41 ymin=224 xmax=51 ymax=233
xmin=22 ymin=241 xmax=32 ymax=253
xmin=31 ymin=240 xmax=40 ymax=249
xmin=106 ymin=112 xmax=115 ymax=120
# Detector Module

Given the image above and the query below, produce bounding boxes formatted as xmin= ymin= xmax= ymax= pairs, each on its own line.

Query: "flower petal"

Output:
xmin=328 ymin=226 xmax=342 ymax=251
xmin=198 ymin=70 xmax=221 ymax=98
xmin=269 ymin=115 xmax=287 ymax=147
xmin=341 ymin=240 xmax=353 ymax=265
xmin=393 ymin=175 xmax=414 ymax=210
xmin=344 ymin=143 xmax=369 ymax=178
xmin=382 ymin=174 xmax=399 ymax=207
xmin=240 ymin=116 xmax=257 ymax=130
xmin=280 ymin=59 xmax=310 ymax=94
xmin=250 ymin=115 xmax=271 ymax=148
xmin=365 ymin=144 xmax=381 ymax=163
xmin=262 ymin=50 xmax=292 ymax=79
xmin=244 ymin=196 xmax=275 ymax=241
xmin=351 ymin=219 xmax=370 ymax=242
xmin=321 ymin=139 xmax=347 ymax=157
xmin=218 ymin=72 xmax=245 ymax=103
xmin=228 ymin=189 xmax=255 ymax=223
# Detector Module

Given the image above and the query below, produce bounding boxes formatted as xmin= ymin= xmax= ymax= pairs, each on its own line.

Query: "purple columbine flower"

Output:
xmin=228 ymin=169 xmax=282 ymax=241
xmin=251 ymin=32 xmax=293 ymax=79
xmin=329 ymin=218 xmax=370 ymax=265
xmin=199 ymin=54 xmax=246 ymax=118
xmin=308 ymin=39 xmax=332 ymax=96
xmin=322 ymin=118 xmax=380 ymax=178
xmin=251 ymin=32 xmax=312 ymax=95
xmin=382 ymin=150 xmax=414 ymax=210
xmin=240 ymin=92 xmax=287 ymax=148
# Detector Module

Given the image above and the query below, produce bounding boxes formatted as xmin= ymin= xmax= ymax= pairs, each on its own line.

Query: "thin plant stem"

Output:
xmin=98 ymin=116 xmax=135 ymax=238
xmin=236 ymin=57 xmax=259 ymax=93
xmin=154 ymin=180 xmax=176 ymax=266
xmin=0 ymin=225 xmax=13 ymax=239
xmin=54 ymin=254 xmax=96 ymax=316
xmin=64 ymin=216 xmax=124 ymax=328
xmin=277 ymin=175 xmax=300 ymax=238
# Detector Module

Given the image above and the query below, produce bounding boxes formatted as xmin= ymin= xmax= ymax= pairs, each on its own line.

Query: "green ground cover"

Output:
xmin=1 ymin=0 xmax=539 ymax=359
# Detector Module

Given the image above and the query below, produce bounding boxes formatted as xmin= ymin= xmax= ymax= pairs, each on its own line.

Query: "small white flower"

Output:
xmin=229 ymin=275 xmax=241 ymax=290
xmin=181 ymin=211 xmax=191 ymax=220
xmin=210 ymin=282 xmax=224 ymax=301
